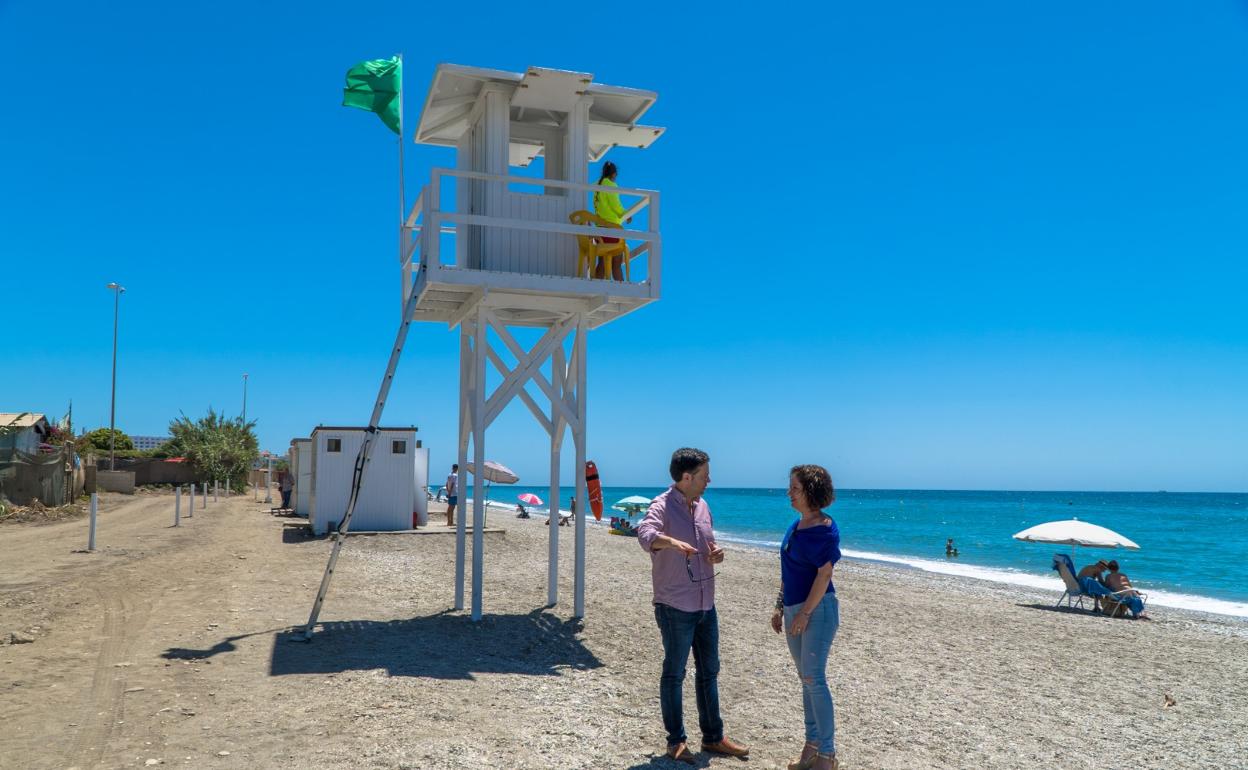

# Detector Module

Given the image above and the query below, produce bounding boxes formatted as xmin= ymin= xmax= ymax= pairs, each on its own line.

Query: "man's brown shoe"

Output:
xmin=702 ymin=737 xmax=750 ymax=758
xmin=666 ymin=742 xmax=698 ymax=765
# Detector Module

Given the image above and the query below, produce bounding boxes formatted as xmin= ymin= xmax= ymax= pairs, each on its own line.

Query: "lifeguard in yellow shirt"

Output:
xmin=593 ymin=161 xmax=631 ymax=280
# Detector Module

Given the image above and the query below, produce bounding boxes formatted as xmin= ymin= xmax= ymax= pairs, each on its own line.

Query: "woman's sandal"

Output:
xmin=787 ymin=741 xmax=820 ymax=770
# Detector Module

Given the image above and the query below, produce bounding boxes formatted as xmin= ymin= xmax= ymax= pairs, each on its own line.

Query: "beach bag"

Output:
xmin=1101 ymin=598 xmax=1129 ymax=618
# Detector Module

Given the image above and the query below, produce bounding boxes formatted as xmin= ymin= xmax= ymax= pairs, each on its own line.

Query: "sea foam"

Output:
xmin=713 ymin=534 xmax=1248 ymax=619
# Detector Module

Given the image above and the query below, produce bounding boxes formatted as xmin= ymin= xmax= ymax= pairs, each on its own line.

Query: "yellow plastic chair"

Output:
xmin=569 ymin=210 xmax=630 ymax=281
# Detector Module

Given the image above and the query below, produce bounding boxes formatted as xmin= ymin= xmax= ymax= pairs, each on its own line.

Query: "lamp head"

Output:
xmin=106 ymin=282 xmax=126 ymax=293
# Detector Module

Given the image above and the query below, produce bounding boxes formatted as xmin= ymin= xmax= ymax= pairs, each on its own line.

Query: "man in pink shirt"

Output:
xmin=637 ymin=448 xmax=749 ymax=764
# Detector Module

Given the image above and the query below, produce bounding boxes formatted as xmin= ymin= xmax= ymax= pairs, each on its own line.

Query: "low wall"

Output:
xmin=97 ymin=470 xmax=136 ymax=494
xmin=108 ymin=458 xmax=198 ymax=486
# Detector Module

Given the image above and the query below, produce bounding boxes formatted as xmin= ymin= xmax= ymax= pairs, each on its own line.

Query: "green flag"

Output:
xmin=342 ymin=56 xmax=402 ymax=135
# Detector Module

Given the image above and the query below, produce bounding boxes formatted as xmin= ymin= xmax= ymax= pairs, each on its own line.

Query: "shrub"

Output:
xmin=79 ymin=428 xmax=134 ymax=453
xmin=167 ymin=409 xmax=258 ymax=488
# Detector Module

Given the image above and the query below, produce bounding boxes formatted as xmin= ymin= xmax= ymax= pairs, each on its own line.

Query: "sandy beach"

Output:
xmin=1 ymin=489 xmax=1246 ymax=770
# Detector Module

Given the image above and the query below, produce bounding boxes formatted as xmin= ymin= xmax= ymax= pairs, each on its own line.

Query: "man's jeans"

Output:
xmin=653 ymin=603 xmax=723 ymax=748
xmin=280 ymin=489 xmax=292 ymax=509
xmin=784 ymin=594 xmax=839 ymax=755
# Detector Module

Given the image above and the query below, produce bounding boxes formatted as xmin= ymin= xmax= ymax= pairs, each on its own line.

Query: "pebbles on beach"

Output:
xmin=311 ymin=507 xmax=1248 ymax=769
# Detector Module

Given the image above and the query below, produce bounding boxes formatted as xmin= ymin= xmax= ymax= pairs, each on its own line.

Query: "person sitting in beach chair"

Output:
xmin=1102 ymin=560 xmax=1149 ymax=619
xmin=1054 ymin=554 xmax=1122 ymax=611
xmin=1076 ymin=559 xmax=1110 ymax=611
xmin=1053 ymin=554 xmax=1144 ymax=617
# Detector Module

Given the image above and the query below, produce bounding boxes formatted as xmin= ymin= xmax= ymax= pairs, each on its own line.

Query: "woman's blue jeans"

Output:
xmin=784 ymin=593 xmax=839 ymax=754
xmin=653 ymin=603 xmax=723 ymax=748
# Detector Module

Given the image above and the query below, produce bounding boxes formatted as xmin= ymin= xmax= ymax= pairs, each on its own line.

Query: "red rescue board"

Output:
xmin=586 ymin=460 xmax=603 ymax=521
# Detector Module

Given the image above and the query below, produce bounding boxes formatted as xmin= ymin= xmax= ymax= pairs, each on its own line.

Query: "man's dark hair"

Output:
xmin=669 ymin=447 xmax=709 ymax=482
xmin=452 ymin=463 xmax=459 ymax=470
xmin=1107 ymin=560 xmax=1119 ymax=572
xmin=790 ymin=464 xmax=835 ymax=510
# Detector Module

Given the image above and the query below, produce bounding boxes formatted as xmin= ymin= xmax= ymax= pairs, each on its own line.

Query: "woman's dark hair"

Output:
xmin=790 ymin=464 xmax=835 ymax=510
xmin=597 ymin=161 xmax=618 ymax=185
xmin=670 ymin=447 xmax=709 ymax=482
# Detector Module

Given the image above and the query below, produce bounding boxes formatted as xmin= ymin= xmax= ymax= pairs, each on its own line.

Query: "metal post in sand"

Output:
xmin=88 ymin=493 xmax=98 ymax=550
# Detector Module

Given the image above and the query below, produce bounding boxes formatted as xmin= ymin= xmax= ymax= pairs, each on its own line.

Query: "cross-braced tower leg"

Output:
xmin=451 ymin=305 xmax=588 ymax=620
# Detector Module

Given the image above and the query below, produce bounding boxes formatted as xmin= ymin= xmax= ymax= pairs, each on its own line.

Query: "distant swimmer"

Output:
xmin=945 ymin=538 xmax=959 ymax=558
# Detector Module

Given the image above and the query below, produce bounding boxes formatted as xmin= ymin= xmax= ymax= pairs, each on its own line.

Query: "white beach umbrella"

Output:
xmin=464 ymin=461 xmax=519 ymax=484
xmin=612 ymin=495 xmax=653 ymax=512
xmin=1012 ymin=518 xmax=1140 ymax=550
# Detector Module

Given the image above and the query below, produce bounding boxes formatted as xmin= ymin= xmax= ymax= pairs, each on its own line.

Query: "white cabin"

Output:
xmin=307 ymin=426 xmax=425 ymax=535
xmin=402 ymin=64 xmax=664 ymax=330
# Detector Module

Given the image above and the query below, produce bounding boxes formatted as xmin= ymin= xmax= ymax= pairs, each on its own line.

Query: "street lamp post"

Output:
xmin=106 ymin=282 xmax=125 ymax=471
xmin=242 ymin=373 xmax=249 ymax=423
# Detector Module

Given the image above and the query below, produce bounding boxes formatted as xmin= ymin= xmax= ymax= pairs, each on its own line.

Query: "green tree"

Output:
xmin=167 ymin=409 xmax=258 ymax=488
xmin=78 ymin=428 xmax=134 ymax=453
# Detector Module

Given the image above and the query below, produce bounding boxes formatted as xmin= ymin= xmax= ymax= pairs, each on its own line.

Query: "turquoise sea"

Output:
xmin=485 ymin=486 xmax=1248 ymax=618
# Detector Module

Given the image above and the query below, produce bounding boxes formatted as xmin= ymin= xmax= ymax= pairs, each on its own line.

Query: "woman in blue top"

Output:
xmin=770 ymin=464 xmax=842 ymax=770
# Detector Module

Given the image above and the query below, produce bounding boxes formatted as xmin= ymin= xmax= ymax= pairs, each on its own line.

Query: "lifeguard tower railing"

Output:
xmin=401 ymin=168 xmax=661 ymax=329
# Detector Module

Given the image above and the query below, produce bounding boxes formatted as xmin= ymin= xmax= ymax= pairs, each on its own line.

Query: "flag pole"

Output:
xmin=397 ymin=53 xmax=405 ymax=267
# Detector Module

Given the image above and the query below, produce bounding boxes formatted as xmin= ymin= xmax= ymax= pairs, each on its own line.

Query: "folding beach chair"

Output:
xmin=1052 ymin=553 xmax=1097 ymax=611
xmin=1099 ymin=582 xmax=1149 ymax=618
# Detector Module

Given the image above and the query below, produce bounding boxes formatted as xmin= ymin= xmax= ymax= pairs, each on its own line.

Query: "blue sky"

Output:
xmin=2 ymin=1 xmax=1246 ymax=491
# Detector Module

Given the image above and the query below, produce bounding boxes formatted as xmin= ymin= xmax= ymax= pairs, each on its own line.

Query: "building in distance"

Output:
xmin=130 ymin=435 xmax=171 ymax=451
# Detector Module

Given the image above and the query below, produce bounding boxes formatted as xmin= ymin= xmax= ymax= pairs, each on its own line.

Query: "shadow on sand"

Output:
xmin=161 ymin=627 xmax=286 ymax=661
xmin=280 ymin=524 xmax=316 ymax=543
xmin=1019 ymin=602 xmax=1145 ymax=621
xmin=266 ymin=608 xmax=603 ymax=680
xmin=624 ymin=754 xmax=716 ymax=769
xmin=1017 ymin=602 xmax=1103 ymax=617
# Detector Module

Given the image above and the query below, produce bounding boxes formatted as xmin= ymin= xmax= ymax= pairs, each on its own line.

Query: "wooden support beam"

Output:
xmin=482 ymin=315 xmax=575 ymax=430
xmin=447 ymin=287 xmax=486 ymax=330
xmin=484 ymin=345 xmax=554 ymax=437
xmin=490 ymin=316 xmax=579 ymax=432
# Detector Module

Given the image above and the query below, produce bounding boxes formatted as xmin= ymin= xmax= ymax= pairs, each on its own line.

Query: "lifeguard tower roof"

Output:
xmin=415 ymin=64 xmax=664 ymax=166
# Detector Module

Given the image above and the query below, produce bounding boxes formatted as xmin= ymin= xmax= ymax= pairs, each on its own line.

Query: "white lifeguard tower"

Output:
xmin=298 ymin=63 xmax=663 ymax=636
xmin=405 ymin=64 xmax=664 ymax=620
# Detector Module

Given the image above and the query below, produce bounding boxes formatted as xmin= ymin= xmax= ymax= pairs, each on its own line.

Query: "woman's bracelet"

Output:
xmin=774 ymin=591 xmax=784 ymax=611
